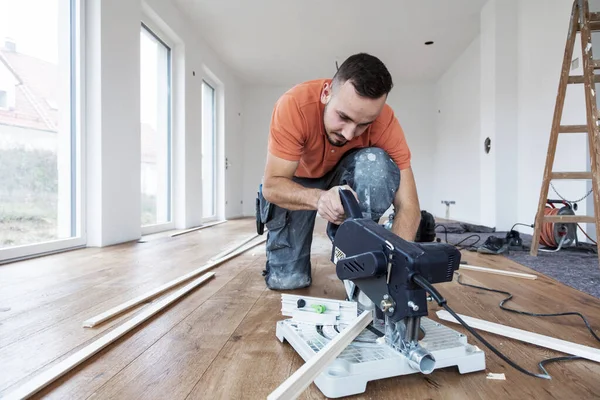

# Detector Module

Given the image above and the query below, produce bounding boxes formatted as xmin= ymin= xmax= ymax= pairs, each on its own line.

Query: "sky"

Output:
xmin=0 ymin=0 xmax=59 ymax=64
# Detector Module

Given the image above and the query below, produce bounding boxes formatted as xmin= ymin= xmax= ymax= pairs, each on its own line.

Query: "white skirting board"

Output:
xmin=459 ymin=264 xmax=537 ymax=280
xmin=82 ymin=236 xmax=266 ymax=328
xmin=170 ymin=220 xmax=227 ymax=237
xmin=209 ymin=233 xmax=261 ymax=261
xmin=436 ymin=310 xmax=600 ymax=363
xmin=3 ymin=272 xmax=215 ymax=400
xmin=267 ymin=310 xmax=373 ymax=400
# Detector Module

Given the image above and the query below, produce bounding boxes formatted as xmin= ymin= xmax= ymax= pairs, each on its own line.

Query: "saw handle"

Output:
xmin=326 ymin=188 xmax=362 ymax=242
xmin=339 ymin=188 xmax=362 ymax=219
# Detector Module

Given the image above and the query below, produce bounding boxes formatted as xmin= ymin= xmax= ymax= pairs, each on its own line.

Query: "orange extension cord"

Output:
xmin=540 ymin=204 xmax=597 ymax=248
xmin=540 ymin=207 xmax=561 ymax=248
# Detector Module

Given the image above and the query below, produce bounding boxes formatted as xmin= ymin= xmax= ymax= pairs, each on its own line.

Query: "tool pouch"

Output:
xmin=255 ymin=184 xmax=273 ymax=235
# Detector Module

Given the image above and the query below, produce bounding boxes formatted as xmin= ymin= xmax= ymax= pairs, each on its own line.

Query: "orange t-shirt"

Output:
xmin=268 ymin=79 xmax=412 ymax=179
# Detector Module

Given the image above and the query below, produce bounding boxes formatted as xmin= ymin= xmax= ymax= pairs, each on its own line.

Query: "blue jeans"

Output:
xmin=258 ymin=147 xmax=401 ymax=290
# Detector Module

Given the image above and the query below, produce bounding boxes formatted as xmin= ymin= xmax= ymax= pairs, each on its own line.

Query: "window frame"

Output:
xmin=0 ymin=90 xmax=8 ymax=109
xmin=139 ymin=18 xmax=175 ymax=236
xmin=201 ymin=76 xmax=219 ymax=222
xmin=0 ymin=0 xmax=86 ymax=264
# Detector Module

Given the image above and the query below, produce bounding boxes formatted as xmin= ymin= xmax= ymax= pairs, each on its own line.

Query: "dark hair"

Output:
xmin=332 ymin=53 xmax=393 ymax=99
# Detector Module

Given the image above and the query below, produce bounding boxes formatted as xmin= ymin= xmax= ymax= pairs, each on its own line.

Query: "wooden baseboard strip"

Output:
xmin=436 ymin=310 xmax=600 ymax=363
xmin=460 ymin=264 xmax=537 ymax=280
xmin=267 ymin=310 xmax=373 ymax=400
xmin=170 ymin=220 xmax=227 ymax=237
xmin=3 ymin=272 xmax=216 ymax=400
xmin=82 ymin=236 xmax=266 ymax=328
xmin=209 ymin=234 xmax=261 ymax=261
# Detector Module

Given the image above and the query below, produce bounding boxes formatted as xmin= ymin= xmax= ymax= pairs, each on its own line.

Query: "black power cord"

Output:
xmin=434 ymin=224 xmax=481 ymax=250
xmin=455 ymin=272 xmax=600 ymax=342
xmin=410 ymin=273 xmax=590 ymax=380
xmin=453 ymin=234 xmax=481 ymax=250
xmin=434 ymin=224 xmax=448 ymax=243
xmin=454 ymin=272 xmax=600 ymax=376
xmin=427 ymin=220 xmax=597 ymax=378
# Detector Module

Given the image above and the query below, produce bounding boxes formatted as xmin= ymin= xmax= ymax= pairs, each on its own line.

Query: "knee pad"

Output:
xmin=351 ymin=148 xmax=400 ymax=218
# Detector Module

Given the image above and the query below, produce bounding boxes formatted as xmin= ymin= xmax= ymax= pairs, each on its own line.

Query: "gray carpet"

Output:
xmin=434 ymin=222 xmax=600 ymax=299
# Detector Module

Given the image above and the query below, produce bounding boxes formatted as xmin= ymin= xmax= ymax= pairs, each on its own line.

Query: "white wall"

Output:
xmin=240 ymin=83 xmax=436 ymax=218
xmin=431 ymin=0 xmax=592 ymax=242
xmin=241 ymin=85 xmax=291 ymax=215
xmin=517 ymin=0 xmax=589 ymax=238
xmin=433 ymin=36 xmax=481 ymax=224
xmin=85 ymin=0 xmax=244 ymax=247
xmin=143 ymin=0 xmax=244 ymax=222
xmin=84 ymin=0 xmax=593 ymax=247
xmin=85 ymin=0 xmax=141 ymax=247
xmin=388 ymin=84 xmax=436 ymax=214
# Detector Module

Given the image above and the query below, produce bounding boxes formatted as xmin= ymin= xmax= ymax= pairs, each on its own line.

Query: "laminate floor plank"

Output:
xmin=0 ymin=221 xmax=262 ymax=396
xmin=185 ymin=258 xmax=347 ymax=399
xmin=2 ymin=218 xmax=600 ymax=399
xmin=0 ymin=226 xmax=256 ymax=327
xmin=0 ymin=245 xmax=233 ymax=349
xmin=84 ymin=265 xmax=267 ymax=400
xmin=0 ymin=223 xmax=241 ymax=301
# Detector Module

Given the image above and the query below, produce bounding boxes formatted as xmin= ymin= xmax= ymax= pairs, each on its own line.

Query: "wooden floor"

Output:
xmin=1 ymin=218 xmax=600 ymax=399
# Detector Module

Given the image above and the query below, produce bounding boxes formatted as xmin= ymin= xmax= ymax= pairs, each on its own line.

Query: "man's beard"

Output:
xmin=326 ymin=132 xmax=348 ymax=147
xmin=323 ymin=102 xmax=348 ymax=147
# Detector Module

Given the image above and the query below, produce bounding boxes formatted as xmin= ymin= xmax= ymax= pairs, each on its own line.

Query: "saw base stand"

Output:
xmin=276 ymin=310 xmax=486 ymax=398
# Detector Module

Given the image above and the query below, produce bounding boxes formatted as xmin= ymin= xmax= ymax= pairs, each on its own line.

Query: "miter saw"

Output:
xmin=275 ymin=189 xmax=486 ymax=398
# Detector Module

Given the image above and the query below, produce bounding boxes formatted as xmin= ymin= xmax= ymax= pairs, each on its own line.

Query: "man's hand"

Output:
xmin=262 ymin=152 xmax=360 ymax=224
xmin=316 ymin=185 xmax=359 ymax=225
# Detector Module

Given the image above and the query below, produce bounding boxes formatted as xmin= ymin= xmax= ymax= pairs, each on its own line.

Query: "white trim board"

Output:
xmin=209 ymin=233 xmax=260 ymax=261
xmin=82 ymin=236 xmax=266 ymax=328
xmin=460 ymin=264 xmax=537 ymax=280
xmin=436 ymin=310 xmax=600 ymax=363
xmin=3 ymin=272 xmax=215 ymax=400
xmin=170 ymin=220 xmax=227 ymax=237
xmin=267 ymin=310 xmax=373 ymax=400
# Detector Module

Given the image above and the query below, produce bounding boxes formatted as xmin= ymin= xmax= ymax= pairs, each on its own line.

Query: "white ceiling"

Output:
xmin=172 ymin=0 xmax=488 ymax=86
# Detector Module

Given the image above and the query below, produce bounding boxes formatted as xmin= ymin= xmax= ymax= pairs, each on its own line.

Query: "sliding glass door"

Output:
xmin=202 ymin=80 xmax=217 ymax=220
xmin=140 ymin=23 xmax=172 ymax=233
xmin=0 ymin=0 xmax=83 ymax=262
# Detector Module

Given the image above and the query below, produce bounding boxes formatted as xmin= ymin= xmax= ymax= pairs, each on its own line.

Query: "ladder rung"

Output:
xmin=543 ymin=215 xmax=596 ymax=224
xmin=568 ymin=75 xmax=600 ymax=84
xmin=559 ymin=125 xmax=588 ymax=133
xmin=550 ymin=172 xmax=593 ymax=179
xmin=577 ymin=17 xmax=600 ymax=31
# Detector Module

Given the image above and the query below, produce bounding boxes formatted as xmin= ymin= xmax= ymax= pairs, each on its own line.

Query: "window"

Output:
xmin=0 ymin=0 xmax=82 ymax=261
xmin=202 ymin=80 xmax=217 ymax=219
xmin=140 ymin=24 xmax=172 ymax=229
xmin=0 ymin=90 xmax=7 ymax=108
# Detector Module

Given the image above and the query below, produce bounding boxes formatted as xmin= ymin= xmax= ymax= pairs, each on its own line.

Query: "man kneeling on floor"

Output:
xmin=256 ymin=53 xmax=422 ymax=290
